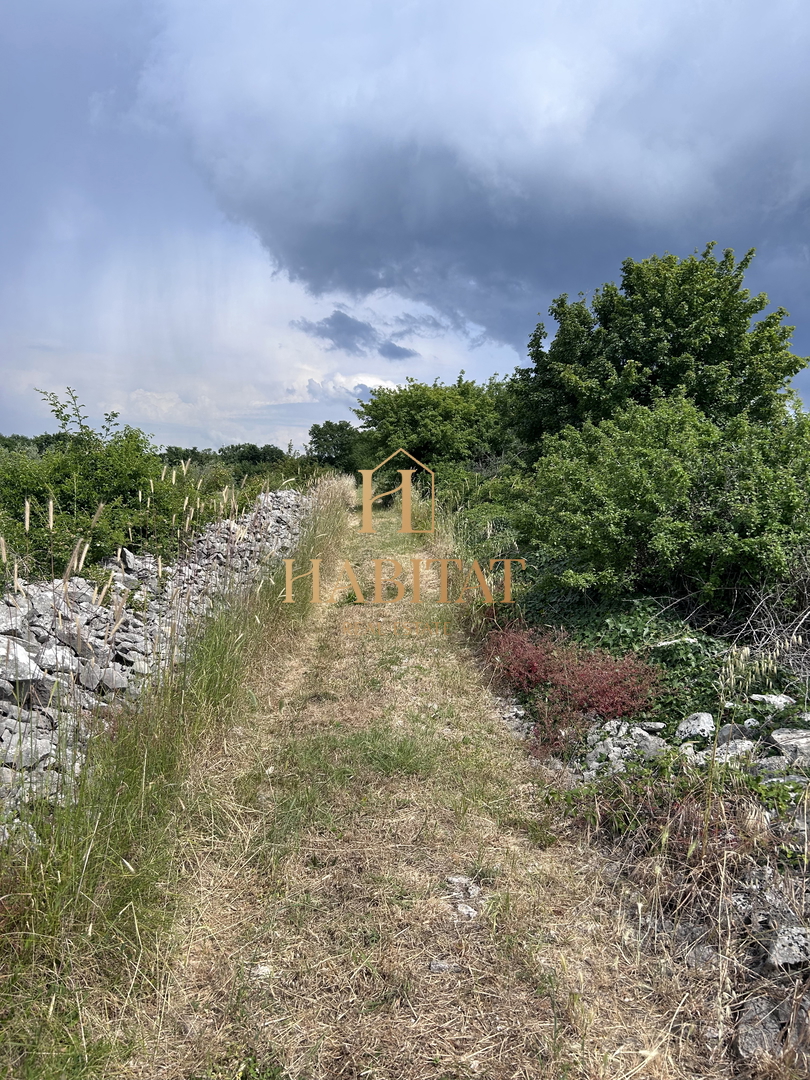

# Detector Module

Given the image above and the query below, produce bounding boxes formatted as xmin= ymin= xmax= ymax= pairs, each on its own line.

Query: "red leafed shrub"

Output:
xmin=483 ymin=628 xmax=661 ymax=752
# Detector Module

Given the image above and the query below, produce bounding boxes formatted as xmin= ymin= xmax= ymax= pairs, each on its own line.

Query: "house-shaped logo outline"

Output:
xmin=361 ymin=448 xmax=435 ymax=533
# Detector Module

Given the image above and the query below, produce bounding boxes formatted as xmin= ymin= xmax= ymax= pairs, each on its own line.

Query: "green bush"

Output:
xmin=510 ymin=395 xmax=810 ymax=608
xmin=353 ymin=373 xmax=511 ymax=470
xmin=434 ymin=464 xmax=524 ymax=565
xmin=0 ymin=390 xmax=274 ymax=577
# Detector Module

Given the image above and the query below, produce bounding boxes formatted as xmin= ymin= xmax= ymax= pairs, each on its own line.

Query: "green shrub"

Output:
xmin=0 ymin=390 xmax=268 ymax=577
xmin=511 ymin=396 xmax=810 ymax=608
xmin=353 ymin=373 xmax=511 ymax=471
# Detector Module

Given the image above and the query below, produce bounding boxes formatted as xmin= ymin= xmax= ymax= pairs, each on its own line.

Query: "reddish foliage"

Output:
xmin=483 ymin=628 xmax=661 ymax=753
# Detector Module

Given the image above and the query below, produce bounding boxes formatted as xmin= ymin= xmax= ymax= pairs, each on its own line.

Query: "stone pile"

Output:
xmin=497 ymin=691 xmax=810 ymax=799
xmin=0 ymin=489 xmax=306 ymax=817
xmin=651 ymin=862 xmax=810 ymax=1069
xmin=495 ymin=691 xmax=810 ymax=1070
xmin=638 ymin=863 xmax=810 ymax=1069
xmin=573 ymin=697 xmax=810 ymax=794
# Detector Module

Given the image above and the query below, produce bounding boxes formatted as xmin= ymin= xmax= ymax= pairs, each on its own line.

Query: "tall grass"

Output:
xmin=0 ymin=476 xmax=354 ymax=1079
xmin=0 ymin=387 xmax=339 ymax=583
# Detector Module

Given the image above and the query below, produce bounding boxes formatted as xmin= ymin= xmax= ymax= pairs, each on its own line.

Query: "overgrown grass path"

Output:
xmin=128 ymin=513 xmax=715 ymax=1080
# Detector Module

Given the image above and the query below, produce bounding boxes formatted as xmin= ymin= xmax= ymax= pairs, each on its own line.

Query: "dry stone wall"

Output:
xmin=0 ymin=489 xmax=306 ymax=818
xmin=495 ymin=693 xmax=810 ymax=1070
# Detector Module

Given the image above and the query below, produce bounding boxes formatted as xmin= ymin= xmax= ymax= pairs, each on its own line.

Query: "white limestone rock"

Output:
xmin=693 ymin=739 xmax=756 ymax=765
xmin=629 ymin=726 xmax=669 ymax=759
xmin=675 ymin=712 xmax=715 ymax=740
xmin=35 ymin=644 xmax=81 ymax=675
xmin=1 ymin=730 xmax=55 ymax=769
xmin=769 ymin=729 xmax=810 ymax=756
xmin=767 ymin=925 xmax=810 ymax=968
xmin=0 ymin=638 xmax=46 ymax=683
xmin=429 ymin=958 xmax=463 ymax=973
xmin=750 ymin=694 xmax=796 ymax=710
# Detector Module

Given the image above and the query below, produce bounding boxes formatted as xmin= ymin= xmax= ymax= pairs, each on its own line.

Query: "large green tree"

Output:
xmin=353 ymin=374 xmax=509 ymax=468
xmin=511 ymin=244 xmax=807 ymax=446
xmin=307 ymin=420 xmax=367 ymax=472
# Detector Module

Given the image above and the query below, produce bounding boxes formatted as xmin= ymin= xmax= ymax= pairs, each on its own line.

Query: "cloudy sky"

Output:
xmin=1 ymin=0 xmax=809 ymax=449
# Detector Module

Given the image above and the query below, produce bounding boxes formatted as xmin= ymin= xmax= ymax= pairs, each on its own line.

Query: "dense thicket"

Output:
xmin=511 ymin=398 xmax=810 ymax=604
xmin=335 ymin=245 xmax=809 ymax=615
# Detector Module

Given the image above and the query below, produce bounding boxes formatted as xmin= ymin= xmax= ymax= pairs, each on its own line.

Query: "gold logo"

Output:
xmin=282 ymin=447 xmax=526 ymax=604
xmin=358 ymin=449 xmax=434 ymax=534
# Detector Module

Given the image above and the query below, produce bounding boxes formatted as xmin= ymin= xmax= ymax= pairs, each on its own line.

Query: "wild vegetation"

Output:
xmin=339 ymin=243 xmax=810 ymax=687
xmin=4 ymin=242 xmax=805 ymax=652
xmin=3 ymin=240 xmax=810 ymax=1077
xmin=0 ymin=389 xmax=330 ymax=580
xmin=5 ymin=241 xmax=806 ymax=755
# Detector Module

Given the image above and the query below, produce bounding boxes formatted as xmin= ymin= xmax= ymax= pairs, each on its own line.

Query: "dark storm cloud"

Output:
xmin=293 ymin=309 xmax=419 ymax=360
xmin=292 ymin=311 xmax=379 ymax=355
xmin=3 ymin=0 xmax=810 ymax=448
xmin=378 ymin=340 xmax=419 ymax=360
xmin=140 ymin=0 xmax=810 ymax=357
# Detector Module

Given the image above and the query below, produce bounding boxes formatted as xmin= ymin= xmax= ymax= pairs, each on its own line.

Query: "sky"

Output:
xmin=1 ymin=0 xmax=809 ymax=450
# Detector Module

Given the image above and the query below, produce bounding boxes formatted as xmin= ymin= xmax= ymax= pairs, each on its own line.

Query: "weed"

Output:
xmin=483 ymin=626 xmax=661 ymax=757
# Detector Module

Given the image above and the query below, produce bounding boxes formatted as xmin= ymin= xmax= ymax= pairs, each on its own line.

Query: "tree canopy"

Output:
xmin=353 ymin=374 xmax=509 ymax=468
xmin=162 ymin=442 xmax=286 ymax=479
xmin=307 ymin=420 xmax=366 ymax=472
xmin=511 ymin=244 xmax=807 ymax=447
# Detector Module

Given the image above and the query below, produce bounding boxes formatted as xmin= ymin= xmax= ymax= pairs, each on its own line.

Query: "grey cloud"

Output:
xmin=391 ymin=313 xmax=448 ymax=339
xmin=294 ymin=308 xmax=419 ymax=360
xmin=293 ymin=310 xmax=379 ymax=355
xmin=140 ymin=0 xmax=810 ymax=355
xmin=305 ymin=378 xmax=374 ymax=402
xmin=377 ymin=340 xmax=418 ymax=360
xmin=220 ymin=134 xmax=810 ymax=354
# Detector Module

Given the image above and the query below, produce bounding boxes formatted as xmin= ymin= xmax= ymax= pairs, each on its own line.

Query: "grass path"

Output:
xmin=124 ymin=513 xmax=724 ymax=1080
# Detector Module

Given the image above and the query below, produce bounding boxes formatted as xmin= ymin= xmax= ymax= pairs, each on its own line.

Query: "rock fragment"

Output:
xmin=767 ymin=926 xmax=810 ymax=968
xmin=675 ymin=712 xmax=715 ymax=740
xmin=750 ymin=694 xmax=796 ymax=710
xmin=736 ymin=997 xmax=782 ymax=1063
xmin=429 ymin=959 xmax=463 ymax=973
xmin=770 ymin=729 xmax=810 ymax=757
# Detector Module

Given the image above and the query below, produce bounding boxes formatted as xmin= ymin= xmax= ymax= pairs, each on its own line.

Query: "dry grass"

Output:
xmin=115 ymin=510 xmax=741 ymax=1080
xmin=0 ymin=475 xmax=356 ymax=1080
